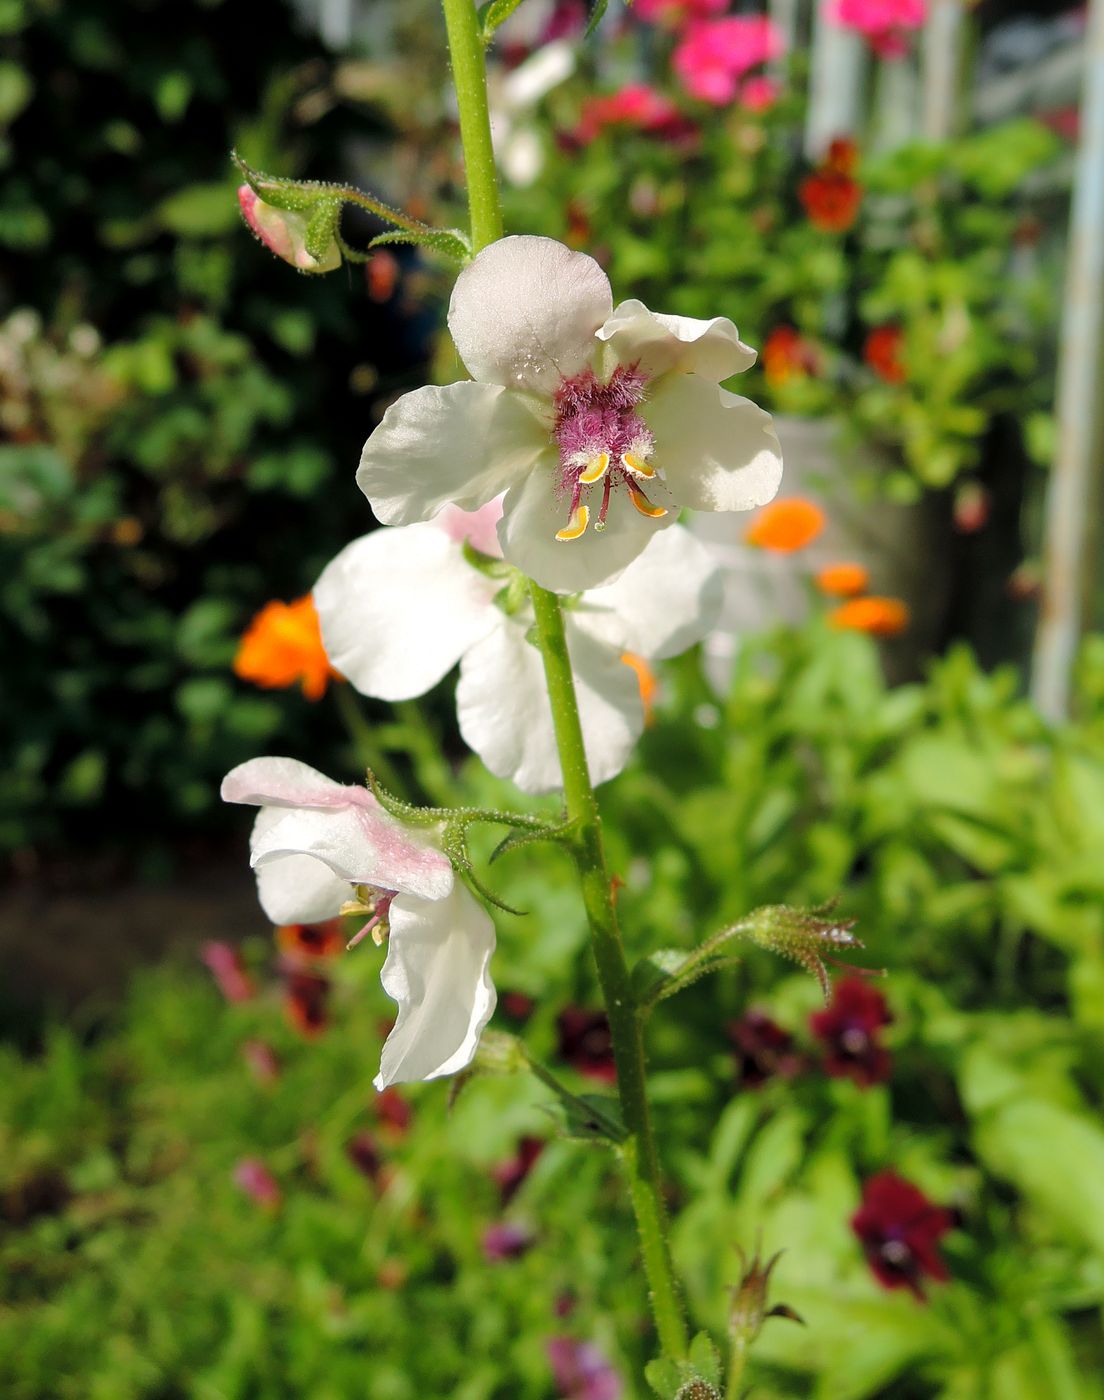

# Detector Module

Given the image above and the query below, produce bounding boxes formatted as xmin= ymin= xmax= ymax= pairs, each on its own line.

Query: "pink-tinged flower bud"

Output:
xmin=242 ymin=1039 xmax=280 ymax=1083
xmin=953 ymin=481 xmax=990 ymax=534
xmin=233 ymin=1157 xmax=281 ymax=1210
xmin=201 ymin=941 xmax=254 ymax=1003
xmin=237 ymin=185 xmax=341 ymax=274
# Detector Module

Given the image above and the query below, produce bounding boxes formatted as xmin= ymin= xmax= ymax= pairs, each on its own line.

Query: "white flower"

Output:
xmin=356 ymin=235 xmax=782 ymax=594
xmin=221 ymin=756 xmax=496 ymax=1089
xmin=313 ymin=500 xmax=721 ymax=793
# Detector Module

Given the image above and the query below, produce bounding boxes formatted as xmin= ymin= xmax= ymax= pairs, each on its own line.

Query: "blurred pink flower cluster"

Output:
xmin=672 ymin=14 xmax=785 ymax=107
xmin=831 ymin=0 xmax=926 ymax=57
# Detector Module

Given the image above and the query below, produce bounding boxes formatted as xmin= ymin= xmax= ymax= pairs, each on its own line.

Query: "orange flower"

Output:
xmin=829 ymin=596 xmax=910 ymax=637
xmin=815 ymin=561 xmax=870 ymax=597
xmin=762 ymin=326 xmax=819 ymax=387
xmin=746 ymin=498 xmax=826 ymax=553
xmin=234 ymin=594 xmax=340 ymax=701
xmin=276 ymin=919 xmax=344 ymax=963
xmin=824 ymin=137 xmax=859 ymax=176
xmin=799 ymin=169 xmax=862 ymax=231
xmin=863 ymin=325 xmax=906 ymax=384
xmin=621 ymin=651 xmax=659 ymax=726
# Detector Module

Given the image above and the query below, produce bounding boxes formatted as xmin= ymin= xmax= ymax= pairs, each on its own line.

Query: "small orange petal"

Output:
xmin=829 ymin=596 xmax=910 ymax=638
xmin=621 ymin=651 xmax=658 ymax=726
xmin=815 ymin=562 xmax=870 ymax=598
xmin=233 ymin=594 xmax=340 ymax=700
xmin=746 ymin=498 xmax=826 ymax=553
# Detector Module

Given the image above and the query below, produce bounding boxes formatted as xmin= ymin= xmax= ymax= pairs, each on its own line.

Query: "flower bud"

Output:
xmin=729 ymin=1244 xmax=802 ymax=1349
xmin=237 ymin=183 xmax=341 ymax=274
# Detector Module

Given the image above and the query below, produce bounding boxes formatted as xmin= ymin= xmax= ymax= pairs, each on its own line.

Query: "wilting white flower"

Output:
xmin=221 ymin=756 xmax=495 ymax=1089
xmin=357 ymin=235 xmax=783 ymax=594
xmin=313 ymin=500 xmax=721 ymax=793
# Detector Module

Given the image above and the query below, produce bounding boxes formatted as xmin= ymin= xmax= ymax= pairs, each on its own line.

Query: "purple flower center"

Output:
xmin=550 ymin=364 xmax=666 ymax=541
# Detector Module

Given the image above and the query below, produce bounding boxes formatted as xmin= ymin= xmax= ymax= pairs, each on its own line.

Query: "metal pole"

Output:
xmin=922 ymin=0 xmax=965 ymax=142
xmin=1031 ymin=0 xmax=1104 ymax=721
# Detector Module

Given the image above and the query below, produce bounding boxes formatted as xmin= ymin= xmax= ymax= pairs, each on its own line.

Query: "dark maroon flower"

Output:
xmin=851 ymin=1171 xmax=955 ymax=1299
xmin=233 ymin=1157 xmax=280 ymax=1209
xmin=547 ymin=1337 xmax=623 ymax=1400
xmin=346 ymin=1130 xmax=386 ymax=1187
xmin=810 ymin=977 xmax=892 ymax=1086
xmin=556 ymin=1008 xmax=617 ymax=1083
xmin=482 ymin=1220 xmax=535 ymax=1262
xmin=284 ymin=969 xmax=330 ymax=1039
xmin=201 ymin=941 xmax=254 ymax=1003
xmin=492 ymin=1135 xmax=545 ymax=1204
xmin=374 ymin=1087 xmax=412 ymax=1136
xmin=728 ymin=1010 xmax=804 ymax=1088
xmin=500 ymin=990 xmax=537 ymax=1024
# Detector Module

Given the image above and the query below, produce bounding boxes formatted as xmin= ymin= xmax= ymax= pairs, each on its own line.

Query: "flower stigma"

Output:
xmin=551 ymin=364 xmax=668 ymax=542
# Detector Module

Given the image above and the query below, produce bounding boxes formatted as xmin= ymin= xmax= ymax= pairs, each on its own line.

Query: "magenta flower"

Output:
xmin=809 ymin=977 xmax=893 ymax=1086
xmin=574 ymin=84 xmax=691 ymax=145
xmin=547 ymin=1337 xmax=623 ymax=1400
xmin=201 ymin=941 xmax=254 ymax=1004
xmin=831 ymin=0 xmax=926 ymax=58
xmin=233 ymin=1157 xmax=281 ymax=1210
xmin=851 ymin=1171 xmax=955 ymax=1299
xmin=673 ymin=16 xmax=786 ymax=105
xmin=740 ymin=75 xmax=780 ymax=113
xmin=482 ymin=1220 xmax=535 ymax=1262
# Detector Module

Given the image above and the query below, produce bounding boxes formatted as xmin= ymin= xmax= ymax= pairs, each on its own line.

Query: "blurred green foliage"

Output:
xmin=0 ymin=0 xmax=422 ymax=863
xmin=3 ymin=625 xmax=1104 ymax=1396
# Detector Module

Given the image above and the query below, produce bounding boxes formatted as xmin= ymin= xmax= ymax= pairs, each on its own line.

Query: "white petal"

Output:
xmin=598 ymin=299 xmax=758 ymax=383
xmin=374 ymin=886 xmax=497 ymax=1088
xmin=314 ymin=524 xmax=499 ymax=701
xmin=221 ymin=756 xmax=349 ymax=809
xmin=576 ymin=524 xmax=723 ymax=661
xmin=447 ymin=236 xmax=612 ymax=395
xmin=456 ymin=615 xmax=642 ymax=793
xmin=357 ymin=381 xmax=551 ymax=526
xmin=643 ymin=376 xmax=783 ymax=513
xmin=498 ymin=458 xmax=672 ymax=594
xmin=250 ymin=810 xmax=351 ymax=924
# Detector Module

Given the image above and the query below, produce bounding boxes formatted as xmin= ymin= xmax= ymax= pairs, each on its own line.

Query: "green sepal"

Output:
xmin=494 ymin=575 xmax=535 ymax=618
xmin=462 ymin=539 xmax=515 ymax=580
xmin=304 ymin=197 xmax=342 ymax=263
xmin=367 ymin=227 xmax=471 ymax=263
xmin=365 ymin=770 xmax=450 ymax=830
xmin=489 ymin=817 xmax=578 ymax=864
xmin=540 ymin=1091 xmax=626 ymax=1146
xmin=448 ymin=1029 xmax=529 ymax=1109
xmin=645 ymin=1334 xmax=722 ymax=1399
xmin=478 ymin=0 xmax=528 ymax=42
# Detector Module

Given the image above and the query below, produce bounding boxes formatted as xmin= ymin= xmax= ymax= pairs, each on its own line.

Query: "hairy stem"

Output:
xmin=439 ymin=0 xmax=688 ymax=1361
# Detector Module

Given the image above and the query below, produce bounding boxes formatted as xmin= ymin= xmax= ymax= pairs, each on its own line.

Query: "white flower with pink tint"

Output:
xmin=237 ymin=186 xmax=341 ymax=274
xmin=356 ymin=236 xmax=781 ymax=594
xmin=312 ymin=501 xmax=722 ymax=793
xmin=221 ymin=756 xmax=496 ymax=1088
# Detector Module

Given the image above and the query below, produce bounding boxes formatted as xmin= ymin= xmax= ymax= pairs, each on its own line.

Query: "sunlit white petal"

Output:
xmin=375 ymin=885 xmax=497 ymax=1088
xmin=250 ymin=809 xmax=352 ymax=924
xmin=598 ymin=299 xmax=758 ymax=383
xmin=448 ymin=235 xmax=612 ymax=394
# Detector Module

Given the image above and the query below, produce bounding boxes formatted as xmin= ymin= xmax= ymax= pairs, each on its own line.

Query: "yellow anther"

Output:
xmin=628 ymin=485 xmax=668 ymax=519
xmin=555 ymin=503 xmax=590 ymax=541
xmin=578 ymin=452 xmax=610 ymax=485
xmin=621 ymin=451 xmax=656 ymax=479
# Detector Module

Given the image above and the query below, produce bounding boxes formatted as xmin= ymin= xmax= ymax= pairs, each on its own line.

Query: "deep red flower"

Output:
xmin=500 ymin=990 xmax=537 ymax=1024
xmin=346 ymin=1130 xmax=388 ymax=1189
xmin=556 ymin=1008 xmax=617 ymax=1083
xmin=492 ymin=1135 xmax=545 ymax=1204
xmin=574 ymin=84 xmax=694 ymax=146
xmin=283 ymin=968 xmax=330 ymax=1039
xmin=851 ymin=1171 xmax=955 ymax=1298
xmin=762 ymin=326 xmax=820 ymax=387
xmin=799 ymin=168 xmax=862 ymax=232
xmin=374 ymin=1087 xmax=412 ymax=1136
xmin=276 ymin=918 xmax=344 ymax=963
xmin=863 ymin=325 xmax=907 ymax=384
xmin=728 ymin=1010 xmax=805 ymax=1088
xmin=810 ymin=977 xmax=892 ymax=1086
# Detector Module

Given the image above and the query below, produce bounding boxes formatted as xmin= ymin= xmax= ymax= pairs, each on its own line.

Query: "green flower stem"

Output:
xmin=333 ymin=684 xmax=409 ymax=797
xmin=440 ymin=0 xmax=504 ymax=253
xmin=528 ymin=583 xmax=689 ymax=1361
xmin=440 ymin=0 xmax=688 ymax=1361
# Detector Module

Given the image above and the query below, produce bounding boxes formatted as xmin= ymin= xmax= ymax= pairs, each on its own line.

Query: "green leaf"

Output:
xmin=479 ymin=0 xmax=528 ymax=41
xmin=156 ymin=183 xmax=239 ymax=237
xmin=366 ymin=227 xmax=470 ymax=262
xmin=541 ymin=1092 xmax=626 ymax=1145
xmin=585 ymin=0 xmax=610 ymax=36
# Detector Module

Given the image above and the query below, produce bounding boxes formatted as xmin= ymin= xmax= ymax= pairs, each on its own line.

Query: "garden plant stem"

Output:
xmin=439 ymin=0 xmax=689 ymax=1361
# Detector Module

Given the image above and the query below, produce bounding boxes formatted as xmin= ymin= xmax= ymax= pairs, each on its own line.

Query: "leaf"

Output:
xmin=541 ymin=1092 xmax=626 ymax=1145
xmin=586 ymin=0 xmax=611 ymax=37
xmin=478 ymin=0 xmax=528 ymax=41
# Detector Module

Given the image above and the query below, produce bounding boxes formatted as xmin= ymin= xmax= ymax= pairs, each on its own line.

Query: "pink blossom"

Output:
xmin=547 ymin=1338 xmax=623 ymax=1400
xmin=201 ymin=941 xmax=254 ymax=1003
xmin=574 ymin=84 xmax=689 ymax=144
xmin=831 ymin=0 xmax=926 ymax=58
xmin=673 ymin=16 xmax=786 ymax=106
xmin=233 ymin=1157 xmax=281 ymax=1209
xmin=740 ymin=75 xmax=780 ymax=112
